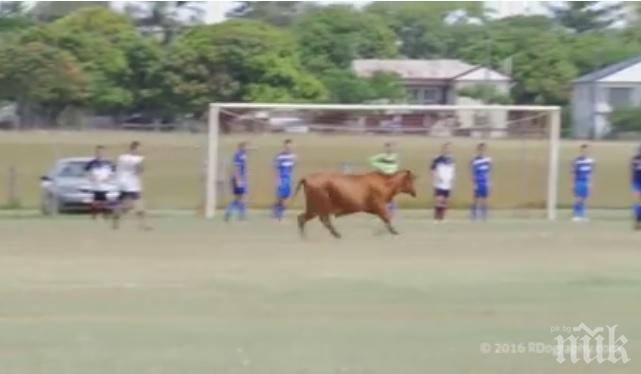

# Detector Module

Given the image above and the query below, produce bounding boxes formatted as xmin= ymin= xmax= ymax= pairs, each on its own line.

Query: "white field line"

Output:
xmin=2 ymin=282 xmax=189 ymax=290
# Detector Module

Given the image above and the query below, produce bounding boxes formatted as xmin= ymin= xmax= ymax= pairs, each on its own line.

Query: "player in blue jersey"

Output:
xmin=631 ymin=145 xmax=641 ymax=229
xmin=273 ymin=139 xmax=297 ymax=220
xmin=572 ymin=144 xmax=595 ymax=222
xmin=224 ymin=142 xmax=248 ymax=221
xmin=470 ymin=143 xmax=491 ymax=220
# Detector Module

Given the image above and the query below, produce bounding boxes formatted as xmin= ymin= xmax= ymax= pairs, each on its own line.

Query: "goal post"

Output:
xmin=205 ymin=103 xmax=561 ymax=220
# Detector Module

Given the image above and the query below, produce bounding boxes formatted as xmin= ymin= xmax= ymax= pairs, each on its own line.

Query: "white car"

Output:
xmin=40 ymin=157 xmax=119 ymax=214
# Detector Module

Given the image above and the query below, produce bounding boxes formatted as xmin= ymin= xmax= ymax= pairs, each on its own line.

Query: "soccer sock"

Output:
xmin=274 ymin=202 xmax=285 ymax=219
xmin=224 ymin=201 xmax=236 ymax=219
xmin=579 ymin=201 xmax=586 ymax=218
xmin=573 ymin=202 xmax=581 ymax=217
xmin=470 ymin=203 xmax=477 ymax=220
xmin=435 ymin=206 xmax=445 ymax=220
xmin=237 ymin=201 xmax=246 ymax=219
xmin=480 ymin=203 xmax=488 ymax=220
xmin=634 ymin=204 xmax=641 ymax=222
xmin=387 ymin=201 xmax=397 ymax=217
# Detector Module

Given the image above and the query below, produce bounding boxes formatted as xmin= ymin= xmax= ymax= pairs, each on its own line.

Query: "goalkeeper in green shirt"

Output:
xmin=369 ymin=142 xmax=399 ymax=215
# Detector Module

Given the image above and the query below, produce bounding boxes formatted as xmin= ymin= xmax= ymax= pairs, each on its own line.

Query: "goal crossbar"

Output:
xmin=206 ymin=103 xmax=561 ymax=220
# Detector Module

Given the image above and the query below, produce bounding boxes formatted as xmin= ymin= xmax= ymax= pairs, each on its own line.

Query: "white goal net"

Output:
xmin=205 ymin=103 xmax=561 ymax=220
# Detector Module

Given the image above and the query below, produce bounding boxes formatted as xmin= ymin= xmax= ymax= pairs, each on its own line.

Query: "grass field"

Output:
xmin=0 ymin=131 xmax=639 ymax=211
xmin=0 ymin=212 xmax=640 ymax=374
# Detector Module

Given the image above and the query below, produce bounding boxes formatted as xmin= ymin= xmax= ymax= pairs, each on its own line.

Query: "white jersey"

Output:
xmin=431 ymin=155 xmax=455 ymax=190
xmin=116 ymin=153 xmax=144 ymax=192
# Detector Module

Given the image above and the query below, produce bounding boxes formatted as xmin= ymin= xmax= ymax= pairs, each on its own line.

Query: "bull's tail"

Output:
xmin=293 ymin=178 xmax=306 ymax=199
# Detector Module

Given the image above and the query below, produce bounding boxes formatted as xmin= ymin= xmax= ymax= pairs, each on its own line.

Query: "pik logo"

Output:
xmin=554 ymin=323 xmax=630 ymax=364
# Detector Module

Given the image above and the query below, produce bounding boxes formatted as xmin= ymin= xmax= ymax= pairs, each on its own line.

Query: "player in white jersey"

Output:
xmin=430 ymin=142 xmax=455 ymax=221
xmin=112 ymin=141 xmax=149 ymax=230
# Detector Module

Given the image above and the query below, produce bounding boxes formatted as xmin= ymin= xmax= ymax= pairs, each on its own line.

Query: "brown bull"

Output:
xmin=293 ymin=170 xmax=417 ymax=238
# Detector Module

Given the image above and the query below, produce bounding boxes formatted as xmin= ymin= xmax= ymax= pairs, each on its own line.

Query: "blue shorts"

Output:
xmin=574 ymin=181 xmax=590 ymax=199
xmin=231 ymin=178 xmax=246 ymax=196
xmin=632 ymin=181 xmax=641 ymax=194
xmin=277 ymin=182 xmax=292 ymax=199
xmin=474 ymin=184 xmax=489 ymax=198
xmin=434 ymin=188 xmax=450 ymax=198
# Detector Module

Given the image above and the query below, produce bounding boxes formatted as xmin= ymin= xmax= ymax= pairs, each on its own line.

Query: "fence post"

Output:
xmin=6 ymin=166 xmax=19 ymax=209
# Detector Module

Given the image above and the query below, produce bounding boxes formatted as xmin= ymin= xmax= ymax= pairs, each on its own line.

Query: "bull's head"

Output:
xmin=399 ymin=170 xmax=417 ymax=197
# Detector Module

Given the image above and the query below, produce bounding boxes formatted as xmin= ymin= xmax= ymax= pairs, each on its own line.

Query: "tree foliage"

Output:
xmin=365 ymin=1 xmax=485 ymax=58
xmin=0 ymin=41 xmax=87 ymax=126
xmin=163 ymin=20 xmax=326 ymax=114
xmin=547 ymin=1 xmax=622 ymax=33
xmin=322 ymin=70 xmax=405 ymax=104
xmin=295 ymin=5 xmax=398 ymax=72
xmin=227 ymin=1 xmax=315 ymax=27
xmin=458 ymin=84 xmax=512 ymax=105
xmin=125 ymin=1 xmax=205 ymax=45
xmin=22 ymin=7 xmax=148 ymax=113
xmin=1 ymin=1 xmax=641 ymax=126
xmin=611 ymin=106 xmax=641 ymax=132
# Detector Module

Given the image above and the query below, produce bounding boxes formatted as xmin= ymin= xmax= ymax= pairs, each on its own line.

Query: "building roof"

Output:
xmin=352 ymin=59 xmax=510 ymax=82
xmin=574 ymin=55 xmax=641 ymax=83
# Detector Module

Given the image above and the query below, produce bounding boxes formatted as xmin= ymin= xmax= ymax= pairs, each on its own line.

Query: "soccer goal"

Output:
xmin=205 ymin=103 xmax=561 ymax=220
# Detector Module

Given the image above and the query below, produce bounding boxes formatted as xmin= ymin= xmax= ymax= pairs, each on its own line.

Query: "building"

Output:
xmin=572 ymin=55 xmax=641 ymax=138
xmin=352 ymin=59 xmax=512 ymax=137
xmin=352 ymin=59 xmax=511 ymax=105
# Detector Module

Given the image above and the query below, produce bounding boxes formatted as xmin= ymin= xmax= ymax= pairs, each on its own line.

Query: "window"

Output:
xmin=407 ymin=88 xmax=420 ymax=104
xmin=608 ymin=87 xmax=633 ymax=108
xmin=407 ymin=87 xmax=443 ymax=104
xmin=422 ymin=88 xmax=441 ymax=104
xmin=58 ymin=162 xmax=87 ymax=178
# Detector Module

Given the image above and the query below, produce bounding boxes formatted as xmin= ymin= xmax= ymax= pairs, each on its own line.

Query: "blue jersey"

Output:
xmin=573 ymin=156 xmax=594 ymax=184
xmin=233 ymin=150 xmax=247 ymax=178
xmin=470 ymin=156 xmax=491 ymax=185
xmin=632 ymin=154 xmax=641 ymax=185
xmin=84 ymin=158 xmax=114 ymax=173
xmin=275 ymin=152 xmax=296 ymax=183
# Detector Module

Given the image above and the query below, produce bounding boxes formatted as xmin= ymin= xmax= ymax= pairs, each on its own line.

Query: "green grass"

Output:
xmin=0 ymin=131 xmax=638 ymax=211
xmin=0 ymin=212 xmax=640 ymax=373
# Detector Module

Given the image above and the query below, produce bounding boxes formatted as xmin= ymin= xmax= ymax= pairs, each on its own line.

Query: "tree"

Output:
xmin=365 ymin=1 xmax=485 ymax=58
xmin=611 ymin=106 xmax=641 ymax=133
xmin=22 ymin=7 xmax=153 ymax=114
xmin=31 ymin=1 xmax=109 ymax=22
xmin=509 ymin=34 xmax=577 ymax=105
xmin=547 ymin=1 xmax=622 ymax=33
xmin=321 ymin=70 xmax=405 ymax=104
xmin=0 ymin=41 xmax=87 ymax=127
xmin=0 ymin=1 xmax=33 ymax=34
xmin=125 ymin=1 xmax=205 ymax=45
xmin=457 ymin=16 xmax=577 ymax=105
xmin=163 ymin=20 xmax=326 ymax=115
xmin=294 ymin=5 xmax=398 ymax=72
xmin=227 ymin=1 xmax=315 ymax=27
xmin=566 ymin=31 xmax=641 ymax=76
xmin=458 ymin=84 xmax=512 ymax=105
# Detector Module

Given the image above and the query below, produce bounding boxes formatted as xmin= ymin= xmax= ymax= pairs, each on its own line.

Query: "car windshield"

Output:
xmin=58 ymin=161 xmax=87 ymax=178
